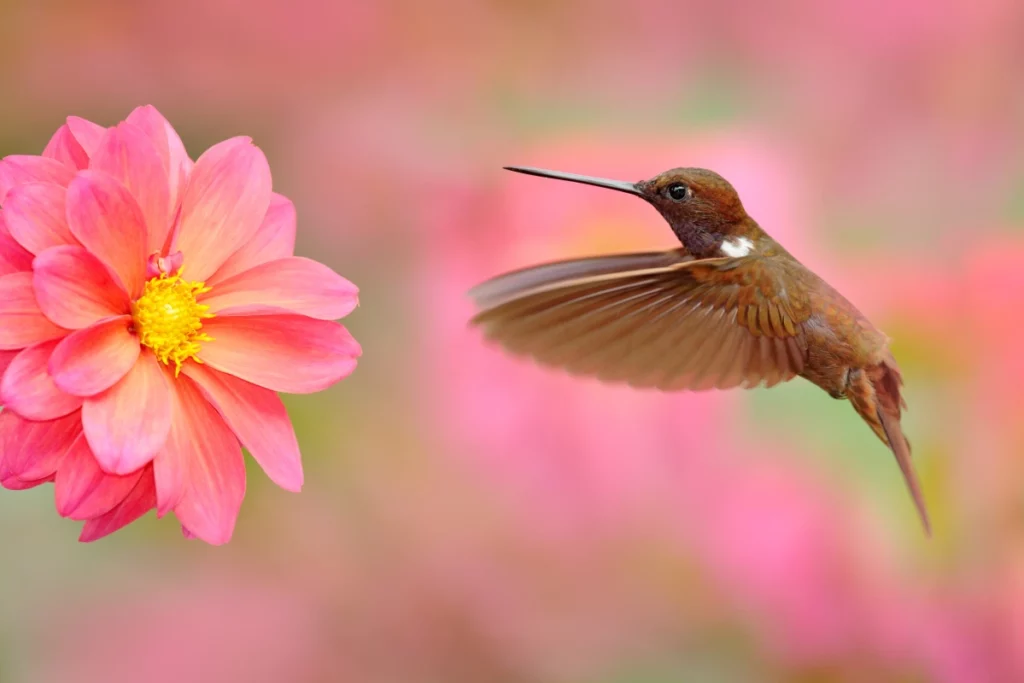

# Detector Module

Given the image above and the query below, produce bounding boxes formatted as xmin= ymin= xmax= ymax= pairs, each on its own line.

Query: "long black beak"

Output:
xmin=503 ymin=166 xmax=642 ymax=196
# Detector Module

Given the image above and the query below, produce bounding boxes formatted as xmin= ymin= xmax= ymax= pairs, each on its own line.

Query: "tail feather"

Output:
xmin=848 ymin=359 xmax=931 ymax=536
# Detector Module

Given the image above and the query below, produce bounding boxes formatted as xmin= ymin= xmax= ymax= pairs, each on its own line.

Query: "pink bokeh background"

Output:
xmin=1 ymin=1 xmax=1023 ymax=681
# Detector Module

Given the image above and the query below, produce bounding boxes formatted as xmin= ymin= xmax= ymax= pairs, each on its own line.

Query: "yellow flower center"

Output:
xmin=131 ymin=270 xmax=214 ymax=376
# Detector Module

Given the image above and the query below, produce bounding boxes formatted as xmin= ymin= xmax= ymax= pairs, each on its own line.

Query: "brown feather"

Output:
xmin=468 ymin=249 xmax=694 ymax=310
xmin=471 ymin=250 xmax=811 ymax=392
xmin=847 ymin=362 xmax=931 ymax=535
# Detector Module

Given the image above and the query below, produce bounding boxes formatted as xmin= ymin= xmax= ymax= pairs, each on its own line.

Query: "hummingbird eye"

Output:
xmin=666 ymin=183 xmax=689 ymax=201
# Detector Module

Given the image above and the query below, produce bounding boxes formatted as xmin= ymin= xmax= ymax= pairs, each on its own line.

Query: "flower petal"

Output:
xmin=152 ymin=379 xmax=191 ymax=516
xmin=0 ymin=213 xmax=34 ymax=276
xmin=201 ymin=257 xmax=358 ymax=320
xmin=43 ymin=124 xmax=91 ymax=170
xmin=199 ymin=314 xmax=361 ymax=393
xmin=3 ymin=182 xmax=78 ymax=254
xmin=66 ymin=170 xmax=149 ymax=299
xmin=79 ymin=468 xmax=156 ymax=542
xmin=125 ymin=105 xmax=193 ymax=217
xmin=174 ymin=137 xmax=272 ymax=282
xmin=0 ymin=155 xmax=75 ymax=203
xmin=183 ymin=363 xmax=302 ymax=491
xmin=82 ymin=351 xmax=172 ymax=475
xmin=90 ymin=122 xmax=172 ymax=254
xmin=33 ymin=245 xmax=131 ymax=330
xmin=0 ymin=271 xmax=68 ymax=350
xmin=0 ymin=349 xmax=17 ymax=382
xmin=0 ymin=409 xmax=80 ymax=483
xmin=55 ymin=434 xmax=145 ymax=521
xmin=208 ymin=192 xmax=296 ymax=284
xmin=0 ymin=473 xmax=54 ymax=491
xmin=170 ymin=374 xmax=245 ymax=545
xmin=0 ymin=339 xmax=84 ymax=420
xmin=49 ymin=316 xmax=139 ymax=396
xmin=66 ymin=116 xmax=106 ymax=157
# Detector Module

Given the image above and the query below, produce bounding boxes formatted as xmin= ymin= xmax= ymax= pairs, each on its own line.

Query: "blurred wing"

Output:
xmin=470 ymin=250 xmax=810 ymax=391
xmin=469 ymin=249 xmax=696 ymax=309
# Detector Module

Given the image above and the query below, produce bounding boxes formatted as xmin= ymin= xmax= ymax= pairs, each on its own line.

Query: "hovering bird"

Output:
xmin=469 ymin=165 xmax=930 ymax=534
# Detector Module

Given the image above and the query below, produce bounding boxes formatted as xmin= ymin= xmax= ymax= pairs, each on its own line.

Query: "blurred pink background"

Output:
xmin=2 ymin=1 xmax=1024 ymax=681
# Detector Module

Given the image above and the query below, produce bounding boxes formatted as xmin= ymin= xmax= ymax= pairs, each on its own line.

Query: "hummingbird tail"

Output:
xmin=848 ymin=360 xmax=931 ymax=536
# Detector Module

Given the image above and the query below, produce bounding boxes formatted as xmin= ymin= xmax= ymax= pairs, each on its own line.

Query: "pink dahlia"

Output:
xmin=0 ymin=106 xmax=360 ymax=544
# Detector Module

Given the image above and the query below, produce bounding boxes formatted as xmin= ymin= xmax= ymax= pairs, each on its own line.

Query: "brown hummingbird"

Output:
xmin=469 ymin=166 xmax=930 ymax=535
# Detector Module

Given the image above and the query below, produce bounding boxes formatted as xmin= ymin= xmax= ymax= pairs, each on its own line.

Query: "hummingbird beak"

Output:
xmin=503 ymin=166 xmax=642 ymax=196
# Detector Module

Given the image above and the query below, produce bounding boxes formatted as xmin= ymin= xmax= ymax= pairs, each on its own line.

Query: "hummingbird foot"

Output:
xmin=826 ymin=368 xmax=852 ymax=399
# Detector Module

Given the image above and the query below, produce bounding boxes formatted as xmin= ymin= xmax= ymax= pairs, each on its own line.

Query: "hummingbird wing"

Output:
xmin=469 ymin=250 xmax=811 ymax=391
xmin=469 ymin=249 xmax=696 ymax=310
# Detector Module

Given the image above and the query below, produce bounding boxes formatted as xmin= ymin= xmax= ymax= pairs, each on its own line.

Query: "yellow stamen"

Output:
xmin=132 ymin=268 xmax=214 ymax=376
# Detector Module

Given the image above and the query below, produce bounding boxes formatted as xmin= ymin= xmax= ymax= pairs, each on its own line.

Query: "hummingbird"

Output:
xmin=468 ymin=165 xmax=930 ymax=535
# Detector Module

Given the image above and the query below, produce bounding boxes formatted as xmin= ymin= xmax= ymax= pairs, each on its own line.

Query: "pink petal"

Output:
xmin=1 ymin=473 xmax=55 ymax=491
xmin=82 ymin=351 xmax=172 ymax=475
xmin=0 ymin=271 xmax=68 ymax=350
xmin=66 ymin=116 xmax=106 ymax=157
xmin=125 ymin=105 xmax=193 ymax=216
xmin=0 ymin=155 xmax=75 ymax=203
xmin=183 ymin=363 xmax=302 ymax=492
xmin=152 ymin=378 xmax=191 ymax=516
xmin=208 ymin=193 xmax=296 ymax=285
xmin=174 ymin=137 xmax=272 ymax=282
xmin=199 ymin=314 xmax=361 ymax=393
xmin=170 ymin=374 xmax=246 ymax=545
xmin=201 ymin=257 xmax=358 ymax=320
xmin=0 ymin=339 xmax=83 ymax=420
xmin=90 ymin=122 xmax=172 ymax=254
xmin=65 ymin=170 xmax=149 ymax=299
xmin=43 ymin=124 xmax=90 ymax=170
xmin=79 ymin=467 xmax=157 ymax=542
xmin=49 ymin=316 xmax=139 ymax=396
xmin=33 ymin=245 xmax=130 ymax=329
xmin=55 ymin=433 xmax=145 ymax=520
xmin=0 ymin=349 xmax=17 ymax=382
xmin=2 ymin=182 xmax=78 ymax=254
xmin=0 ymin=213 xmax=34 ymax=275
xmin=0 ymin=409 xmax=80 ymax=482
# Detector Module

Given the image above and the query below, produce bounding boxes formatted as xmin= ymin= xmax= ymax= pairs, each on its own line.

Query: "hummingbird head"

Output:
xmin=504 ymin=166 xmax=753 ymax=258
xmin=636 ymin=167 xmax=746 ymax=226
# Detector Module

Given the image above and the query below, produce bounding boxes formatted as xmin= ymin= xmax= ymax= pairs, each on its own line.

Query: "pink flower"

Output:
xmin=0 ymin=106 xmax=361 ymax=544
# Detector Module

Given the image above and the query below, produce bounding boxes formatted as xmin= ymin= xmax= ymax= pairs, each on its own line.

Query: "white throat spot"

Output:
xmin=721 ymin=237 xmax=754 ymax=258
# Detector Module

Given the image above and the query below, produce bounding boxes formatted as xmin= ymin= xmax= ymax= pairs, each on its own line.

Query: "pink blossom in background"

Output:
xmin=0 ymin=106 xmax=361 ymax=544
xmin=27 ymin=444 xmax=1024 ymax=682
xmin=35 ymin=575 xmax=324 ymax=683
xmin=7 ymin=1 xmax=383 ymax=113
